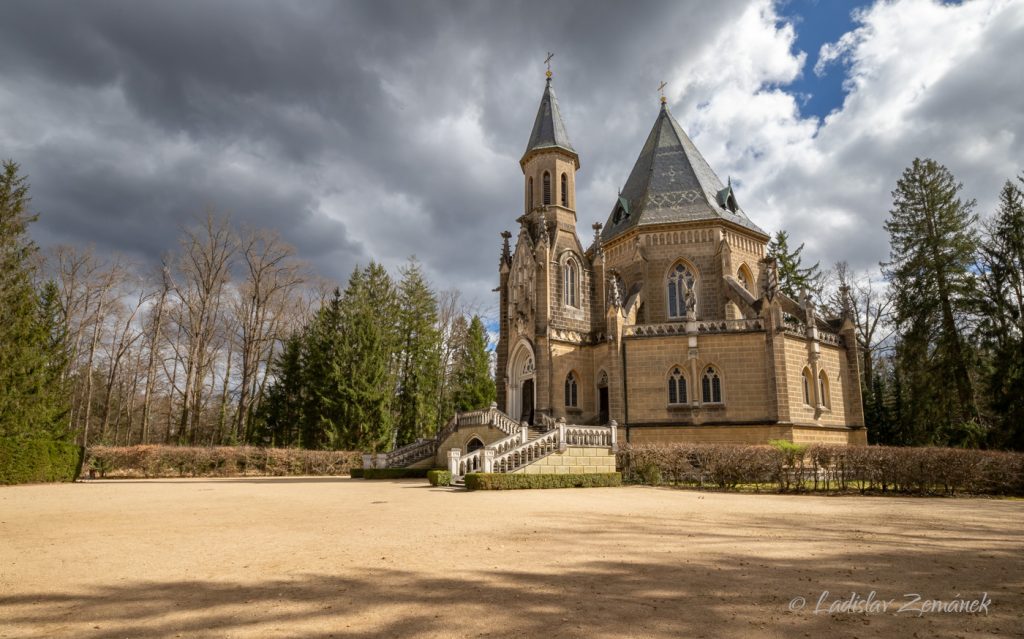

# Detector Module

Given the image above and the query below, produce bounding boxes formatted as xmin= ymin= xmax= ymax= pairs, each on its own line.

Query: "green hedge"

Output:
xmin=85 ymin=445 xmax=360 ymax=478
xmin=464 ymin=472 xmax=622 ymax=490
xmin=0 ymin=438 xmax=84 ymax=485
xmin=617 ymin=443 xmax=1024 ymax=496
xmin=349 ymin=468 xmax=364 ymax=478
xmin=427 ymin=469 xmax=451 ymax=486
xmin=360 ymin=467 xmax=431 ymax=479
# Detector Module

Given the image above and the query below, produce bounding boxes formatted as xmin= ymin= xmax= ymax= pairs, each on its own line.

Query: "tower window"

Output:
xmin=701 ymin=366 xmax=722 ymax=404
xmin=528 ymin=177 xmax=534 ymax=210
xmin=668 ymin=367 xmax=687 ymax=405
xmin=565 ymin=372 xmax=578 ymax=407
xmin=543 ymin=172 xmax=551 ymax=205
xmin=818 ymin=371 xmax=830 ymax=409
xmin=560 ymin=173 xmax=568 ymax=207
xmin=563 ymin=257 xmax=579 ymax=307
xmin=667 ymin=261 xmax=697 ymax=319
xmin=802 ymin=368 xmax=813 ymax=406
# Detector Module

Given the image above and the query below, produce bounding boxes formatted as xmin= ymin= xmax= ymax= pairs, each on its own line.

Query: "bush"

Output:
xmin=84 ymin=445 xmax=360 ymax=479
xmin=464 ymin=472 xmax=622 ymax=490
xmin=427 ymin=469 xmax=451 ymax=486
xmin=0 ymin=438 xmax=84 ymax=485
xmin=349 ymin=468 xmax=364 ymax=478
xmin=360 ymin=468 xmax=431 ymax=479
xmin=617 ymin=443 xmax=1024 ymax=496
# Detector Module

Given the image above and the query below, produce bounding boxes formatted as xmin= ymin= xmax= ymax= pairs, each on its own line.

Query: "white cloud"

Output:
xmin=665 ymin=0 xmax=1024 ymax=276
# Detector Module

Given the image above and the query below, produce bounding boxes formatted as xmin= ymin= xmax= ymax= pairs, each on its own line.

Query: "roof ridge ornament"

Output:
xmin=658 ymin=81 xmax=667 ymax=106
xmin=545 ymin=52 xmax=554 ymax=79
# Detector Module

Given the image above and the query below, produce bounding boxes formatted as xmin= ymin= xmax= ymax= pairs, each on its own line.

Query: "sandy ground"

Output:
xmin=0 ymin=479 xmax=1021 ymax=639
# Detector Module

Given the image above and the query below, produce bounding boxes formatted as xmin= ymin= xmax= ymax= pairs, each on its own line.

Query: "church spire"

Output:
xmin=521 ymin=70 xmax=577 ymax=169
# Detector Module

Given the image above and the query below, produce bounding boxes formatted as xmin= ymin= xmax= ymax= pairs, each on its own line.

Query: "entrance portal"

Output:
xmin=599 ymin=386 xmax=609 ymax=424
xmin=521 ymin=379 xmax=535 ymax=425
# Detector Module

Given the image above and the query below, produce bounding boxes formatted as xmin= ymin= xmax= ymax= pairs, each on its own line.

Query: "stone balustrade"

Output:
xmin=624 ymin=318 xmax=764 ymax=337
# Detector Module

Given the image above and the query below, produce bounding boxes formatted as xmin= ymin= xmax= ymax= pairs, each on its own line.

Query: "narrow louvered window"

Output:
xmin=528 ymin=177 xmax=534 ymax=210
xmin=543 ymin=172 xmax=551 ymax=205
xmin=560 ymin=173 xmax=568 ymax=207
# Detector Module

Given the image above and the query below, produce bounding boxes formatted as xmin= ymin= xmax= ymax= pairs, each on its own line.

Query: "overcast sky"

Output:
xmin=3 ymin=0 xmax=1022 ymax=318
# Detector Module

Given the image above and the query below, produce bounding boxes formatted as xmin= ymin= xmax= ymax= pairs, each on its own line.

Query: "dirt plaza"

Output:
xmin=1 ymin=478 xmax=1020 ymax=638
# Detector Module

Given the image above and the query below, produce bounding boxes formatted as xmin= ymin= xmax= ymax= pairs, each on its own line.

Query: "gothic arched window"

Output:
xmin=667 ymin=261 xmax=697 ymax=319
xmin=563 ymin=257 xmax=579 ymax=307
xmin=818 ymin=371 xmax=830 ymax=409
xmin=564 ymin=372 xmax=578 ymax=407
xmin=528 ymin=177 xmax=534 ymax=211
xmin=560 ymin=173 xmax=569 ymax=207
xmin=543 ymin=172 xmax=551 ymax=205
xmin=668 ymin=367 xmax=687 ymax=405
xmin=802 ymin=368 xmax=813 ymax=406
xmin=737 ymin=266 xmax=751 ymax=292
xmin=702 ymin=366 xmax=722 ymax=404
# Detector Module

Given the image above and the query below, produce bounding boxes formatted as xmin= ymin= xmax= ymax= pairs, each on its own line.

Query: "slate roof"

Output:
xmin=522 ymin=77 xmax=577 ymax=166
xmin=600 ymin=103 xmax=766 ymax=243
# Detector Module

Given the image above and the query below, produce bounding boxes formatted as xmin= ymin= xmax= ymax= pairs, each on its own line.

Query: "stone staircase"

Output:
xmin=365 ymin=404 xmax=617 ymax=486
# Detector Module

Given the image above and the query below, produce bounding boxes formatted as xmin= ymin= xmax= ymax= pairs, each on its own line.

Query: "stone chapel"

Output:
xmin=494 ymin=72 xmax=867 ymax=446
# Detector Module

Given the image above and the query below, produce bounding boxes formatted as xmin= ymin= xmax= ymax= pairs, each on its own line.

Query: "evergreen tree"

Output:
xmin=0 ymin=160 xmax=67 ymax=440
xmin=301 ymin=287 xmax=346 ymax=449
xmin=975 ymin=176 xmax=1024 ymax=449
xmin=767 ymin=230 xmax=822 ymax=299
xmin=451 ymin=315 xmax=495 ymax=412
xmin=393 ymin=258 xmax=441 ymax=447
xmin=337 ymin=263 xmax=396 ymax=451
xmin=882 ymin=158 xmax=979 ymax=442
xmin=256 ymin=330 xmax=306 ymax=447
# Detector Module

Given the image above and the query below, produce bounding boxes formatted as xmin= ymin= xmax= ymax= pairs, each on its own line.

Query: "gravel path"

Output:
xmin=1 ymin=478 xmax=1020 ymax=638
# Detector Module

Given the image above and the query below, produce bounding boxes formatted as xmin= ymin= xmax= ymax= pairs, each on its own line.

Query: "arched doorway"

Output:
xmin=596 ymin=369 xmax=609 ymax=424
xmin=466 ymin=437 xmax=484 ymax=453
xmin=508 ymin=341 xmax=536 ymax=425
xmin=521 ymin=379 xmax=535 ymax=425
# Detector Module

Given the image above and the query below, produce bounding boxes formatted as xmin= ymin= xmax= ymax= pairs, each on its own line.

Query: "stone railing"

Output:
xmin=383 ymin=438 xmax=437 ymax=468
xmin=564 ymin=425 xmax=615 ymax=447
xmin=625 ymin=318 xmax=763 ymax=337
xmin=819 ymin=331 xmax=843 ymax=347
xmin=490 ymin=429 xmax=560 ymax=474
xmin=449 ymin=421 xmax=618 ymax=477
xmin=457 ymin=404 xmax=520 ymax=437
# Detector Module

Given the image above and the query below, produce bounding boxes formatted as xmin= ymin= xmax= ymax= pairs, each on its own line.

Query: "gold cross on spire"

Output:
xmin=545 ymin=52 xmax=554 ymax=78
xmin=658 ymin=81 xmax=668 ymax=105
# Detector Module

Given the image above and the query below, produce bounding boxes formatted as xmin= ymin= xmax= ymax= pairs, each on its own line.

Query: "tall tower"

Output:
xmin=520 ymin=70 xmax=579 ymax=231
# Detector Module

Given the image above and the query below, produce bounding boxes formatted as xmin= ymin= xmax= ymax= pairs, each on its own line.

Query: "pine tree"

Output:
xmin=301 ymin=287 xmax=346 ymax=449
xmin=0 ymin=160 xmax=67 ymax=440
xmin=882 ymin=158 xmax=979 ymax=441
xmin=393 ymin=258 xmax=441 ymax=447
xmin=766 ymin=230 xmax=822 ymax=299
xmin=976 ymin=176 xmax=1024 ymax=449
xmin=256 ymin=330 xmax=306 ymax=447
xmin=337 ymin=263 xmax=396 ymax=451
xmin=451 ymin=315 xmax=495 ymax=412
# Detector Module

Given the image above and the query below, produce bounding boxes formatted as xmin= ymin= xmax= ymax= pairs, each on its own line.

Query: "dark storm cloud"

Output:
xmin=3 ymin=0 xmax=1019 ymax=307
xmin=0 ymin=0 xmax=750 ymax=299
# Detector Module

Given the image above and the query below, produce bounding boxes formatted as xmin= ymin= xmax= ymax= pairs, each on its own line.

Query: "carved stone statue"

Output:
xmin=608 ymin=274 xmax=624 ymax=309
xmin=685 ymin=283 xmax=697 ymax=317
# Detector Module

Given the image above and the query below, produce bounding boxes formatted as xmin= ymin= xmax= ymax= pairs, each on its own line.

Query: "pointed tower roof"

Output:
xmin=521 ymin=75 xmax=578 ymax=168
xmin=600 ymin=102 xmax=766 ymax=243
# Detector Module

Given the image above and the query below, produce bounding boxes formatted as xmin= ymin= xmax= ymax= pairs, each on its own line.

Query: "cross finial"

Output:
xmin=658 ymin=81 xmax=668 ymax=105
xmin=545 ymin=52 xmax=554 ymax=78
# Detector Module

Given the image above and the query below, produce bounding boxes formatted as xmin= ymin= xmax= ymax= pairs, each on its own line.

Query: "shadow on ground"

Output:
xmin=2 ymin=542 xmax=1018 ymax=638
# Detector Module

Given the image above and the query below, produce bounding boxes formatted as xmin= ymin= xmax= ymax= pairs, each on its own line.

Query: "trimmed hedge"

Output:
xmin=84 ymin=445 xmax=360 ymax=478
xmin=349 ymin=468 xmax=364 ymax=478
xmin=0 ymin=438 xmax=84 ymax=485
xmin=465 ymin=472 xmax=622 ymax=491
xmin=361 ymin=467 xmax=431 ymax=479
xmin=427 ymin=469 xmax=451 ymax=486
xmin=617 ymin=443 xmax=1024 ymax=496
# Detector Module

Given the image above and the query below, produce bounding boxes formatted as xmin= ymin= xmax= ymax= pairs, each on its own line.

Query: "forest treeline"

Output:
xmin=0 ymin=159 xmax=493 ymax=453
xmin=2 ymin=157 xmax=1022 ymax=453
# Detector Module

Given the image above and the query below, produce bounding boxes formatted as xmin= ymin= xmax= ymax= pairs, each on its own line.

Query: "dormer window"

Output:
xmin=717 ymin=183 xmax=739 ymax=213
xmin=612 ymin=196 xmax=630 ymax=225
